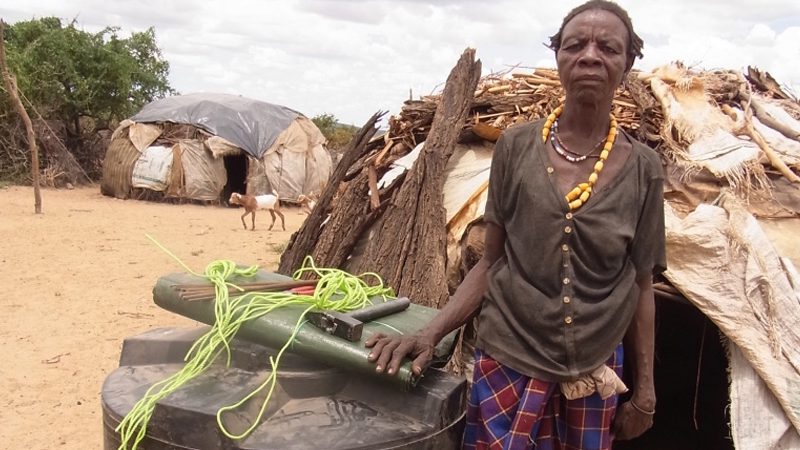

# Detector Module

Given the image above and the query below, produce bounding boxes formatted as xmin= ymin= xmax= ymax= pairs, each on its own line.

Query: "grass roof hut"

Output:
xmin=101 ymin=93 xmax=331 ymax=204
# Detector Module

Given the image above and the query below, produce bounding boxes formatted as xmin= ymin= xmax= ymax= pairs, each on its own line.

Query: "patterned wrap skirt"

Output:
xmin=463 ymin=344 xmax=623 ymax=450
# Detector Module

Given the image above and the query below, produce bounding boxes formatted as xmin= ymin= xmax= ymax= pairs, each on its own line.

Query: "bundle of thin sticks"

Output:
xmin=377 ymin=67 xmax=664 ymax=158
xmin=174 ymin=279 xmax=318 ymax=302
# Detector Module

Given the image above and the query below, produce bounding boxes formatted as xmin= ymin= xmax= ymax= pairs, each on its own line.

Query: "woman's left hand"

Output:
xmin=612 ymin=392 xmax=655 ymax=440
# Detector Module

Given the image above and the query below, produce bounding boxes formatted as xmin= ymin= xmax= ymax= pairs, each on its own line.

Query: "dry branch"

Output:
xmin=348 ymin=48 xmax=482 ymax=309
xmin=0 ymin=21 xmax=41 ymax=213
xmin=744 ymin=118 xmax=800 ymax=184
xmin=278 ymin=112 xmax=386 ymax=274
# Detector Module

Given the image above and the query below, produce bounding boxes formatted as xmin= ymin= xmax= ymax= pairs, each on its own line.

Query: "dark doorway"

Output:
xmin=616 ymin=287 xmax=734 ymax=450
xmin=223 ymin=154 xmax=248 ymax=205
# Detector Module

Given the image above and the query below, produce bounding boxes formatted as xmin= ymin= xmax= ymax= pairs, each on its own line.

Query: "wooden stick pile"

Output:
xmin=173 ymin=280 xmax=318 ymax=303
xmin=373 ymin=68 xmax=667 ymax=160
xmin=370 ymin=65 xmax=800 ymax=181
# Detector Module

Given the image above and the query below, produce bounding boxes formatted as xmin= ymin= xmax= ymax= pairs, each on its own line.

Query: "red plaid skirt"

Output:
xmin=463 ymin=345 xmax=623 ymax=450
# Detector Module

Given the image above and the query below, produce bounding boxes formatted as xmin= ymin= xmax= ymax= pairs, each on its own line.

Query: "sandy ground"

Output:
xmin=0 ymin=185 xmax=306 ymax=449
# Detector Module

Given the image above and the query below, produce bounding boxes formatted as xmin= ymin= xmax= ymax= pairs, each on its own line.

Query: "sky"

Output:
xmin=3 ymin=0 xmax=800 ymax=125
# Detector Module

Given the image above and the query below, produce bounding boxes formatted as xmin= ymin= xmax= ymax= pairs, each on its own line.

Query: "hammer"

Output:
xmin=306 ymin=297 xmax=411 ymax=342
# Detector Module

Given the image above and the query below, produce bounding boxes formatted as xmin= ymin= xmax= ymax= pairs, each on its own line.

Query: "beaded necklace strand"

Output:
xmin=551 ymin=119 xmax=604 ymax=163
xmin=541 ymin=104 xmax=618 ymax=211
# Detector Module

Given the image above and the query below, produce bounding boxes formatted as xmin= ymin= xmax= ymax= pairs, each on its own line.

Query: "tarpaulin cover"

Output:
xmin=729 ymin=343 xmax=800 ymax=449
xmin=132 ymin=93 xmax=301 ymax=159
xmin=663 ymin=196 xmax=800 ymax=447
xmin=442 ymin=142 xmax=493 ymax=294
xmin=256 ymin=116 xmax=332 ymax=200
xmin=178 ymin=141 xmax=227 ymax=201
xmin=129 ymin=122 xmax=163 ymax=153
xmin=131 ymin=145 xmax=173 ymax=191
xmin=153 ymin=270 xmax=457 ymax=391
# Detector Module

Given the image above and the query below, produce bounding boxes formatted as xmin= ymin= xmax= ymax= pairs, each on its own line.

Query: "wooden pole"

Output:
xmin=351 ymin=48 xmax=482 ymax=309
xmin=0 ymin=20 xmax=42 ymax=213
xmin=278 ymin=112 xmax=386 ymax=274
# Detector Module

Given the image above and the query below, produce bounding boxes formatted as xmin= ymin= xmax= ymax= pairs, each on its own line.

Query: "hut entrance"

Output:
xmin=617 ymin=291 xmax=734 ymax=450
xmin=223 ymin=153 xmax=248 ymax=204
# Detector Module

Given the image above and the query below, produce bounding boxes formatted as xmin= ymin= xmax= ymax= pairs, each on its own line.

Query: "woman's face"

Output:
xmin=556 ymin=9 xmax=630 ymax=105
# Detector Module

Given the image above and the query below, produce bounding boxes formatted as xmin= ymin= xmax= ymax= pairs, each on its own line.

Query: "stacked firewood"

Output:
xmin=372 ymin=65 xmax=799 ymax=185
xmin=375 ymin=68 xmax=667 ymax=158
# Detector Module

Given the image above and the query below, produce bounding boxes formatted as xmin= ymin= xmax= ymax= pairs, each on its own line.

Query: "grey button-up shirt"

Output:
xmin=477 ymin=120 xmax=666 ymax=382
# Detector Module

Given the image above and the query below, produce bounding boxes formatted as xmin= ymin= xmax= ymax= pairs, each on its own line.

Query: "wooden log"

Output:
xmin=308 ymin=173 xmax=383 ymax=272
xmin=472 ymin=122 xmax=502 ymax=142
xmin=278 ymin=112 xmax=385 ymax=274
xmin=524 ymin=77 xmax=562 ymax=87
xmin=624 ymin=72 xmax=658 ymax=111
xmin=745 ymin=92 xmax=800 ymax=141
xmin=745 ymin=66 xmax=794 ymax=101
xmin=367 ymin=165 xmax=380 ymax=210
xmin=534 ymin=68 xmax=560 ymax=79
xmin=745 ymin=121 xmax=800 ymax=183
xmin=476 ymin=111 xmax=514 ymax=120
xmin=350 ymin=48 xmax=482 ymax=309
xmin=487 ymin=84 xmax=512 ymax=94
xmin=0 ymin=21 xmax=42 ymax=213
xmin=727 ymin=104 xmax=800 ymax=183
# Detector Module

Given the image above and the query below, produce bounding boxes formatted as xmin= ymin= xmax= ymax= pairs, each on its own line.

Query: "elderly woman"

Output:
xmin=367 ymin=1 xmax=665 ymax=448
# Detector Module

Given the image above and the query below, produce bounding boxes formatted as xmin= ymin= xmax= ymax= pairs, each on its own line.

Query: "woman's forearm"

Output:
xmin=422 ymin=222 xmax=506 ymax=343
xmin=421 ymin=257 xmax=492 ymax=342
xmin=624 ymin=276 xmax=656 ymax=409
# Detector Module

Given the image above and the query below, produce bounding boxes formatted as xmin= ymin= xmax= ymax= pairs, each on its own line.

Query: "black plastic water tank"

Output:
xmin=102 ymin=327 xmax=466 ymax=449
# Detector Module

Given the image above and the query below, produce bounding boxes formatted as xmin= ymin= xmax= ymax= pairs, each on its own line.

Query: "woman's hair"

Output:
xmin=548 ymin=0 xmax=644 ymax=68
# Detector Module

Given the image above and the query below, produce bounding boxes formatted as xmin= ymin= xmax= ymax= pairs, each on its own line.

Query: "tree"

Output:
xmin=312 ymin=113 xmax=358 ymax=152
xmin=0 ymin=17 xmax=174 ymax=182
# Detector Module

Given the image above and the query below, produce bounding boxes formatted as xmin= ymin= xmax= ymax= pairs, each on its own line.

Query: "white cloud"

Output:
xmin=2 ymin=0 xmax=799 ymax=124
xmin=296 ymin=0 xmax=389 ymax=25
xmin=746 ymin=23 xmax=777 ymax=45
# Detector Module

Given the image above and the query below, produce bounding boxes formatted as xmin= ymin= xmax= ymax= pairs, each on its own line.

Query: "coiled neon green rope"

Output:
xmin=116 ymin=236 xmax=394 ymax=450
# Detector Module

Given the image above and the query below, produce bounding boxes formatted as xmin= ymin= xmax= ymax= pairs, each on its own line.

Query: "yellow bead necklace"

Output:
xmin=541 ymin=105 xmax=618 ymax=210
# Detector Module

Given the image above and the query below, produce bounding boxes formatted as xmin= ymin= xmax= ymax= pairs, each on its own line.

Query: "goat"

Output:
xmin=228 ymin=192 xmax=285 ymax=231
xmin=296 ymin=193 xmax=318 ymax=215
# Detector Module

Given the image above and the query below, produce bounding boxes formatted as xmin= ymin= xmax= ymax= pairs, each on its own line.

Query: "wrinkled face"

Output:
xmin=556 ymin=9 xmax=630 ymax=105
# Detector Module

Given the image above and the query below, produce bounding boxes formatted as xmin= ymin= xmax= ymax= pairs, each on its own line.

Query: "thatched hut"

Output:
xmin=101 ymin=93 xmax=332 ymax=203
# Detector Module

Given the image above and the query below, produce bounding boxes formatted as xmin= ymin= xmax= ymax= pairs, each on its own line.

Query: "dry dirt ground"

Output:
xmin=0 ymin=185 xmax=308 ymax=449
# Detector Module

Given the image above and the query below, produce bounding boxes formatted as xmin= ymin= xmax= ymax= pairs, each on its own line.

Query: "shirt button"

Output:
xmin=547 ymin=166 xmax=554 ymax=174
xmin=561 ymin=244 xmax=569 ymax=252
xmin=565 ymin=212 xmax=573 ymax=220
xmin=563 ymin=296 xmax=571 ymax=304
xmin=563 ymin=277 xmax=570 ymax=285
xmin=564 ymin=226 xmax=572 ymax=234
xmin=565 ymin=316 xmax=573 ymax=324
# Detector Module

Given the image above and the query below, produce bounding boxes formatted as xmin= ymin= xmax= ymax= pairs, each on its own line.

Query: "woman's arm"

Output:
xmin=366 ymin=221 xmax=506 ymax=376
xmin=613 ymin=275 xmax=656 ymax=439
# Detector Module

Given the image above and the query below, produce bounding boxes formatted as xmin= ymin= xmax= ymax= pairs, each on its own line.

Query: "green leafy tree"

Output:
xmin=312 ymin=113 xmax=357 ymax=152
xmin=0 ymin=17 xmax=174 ymax=181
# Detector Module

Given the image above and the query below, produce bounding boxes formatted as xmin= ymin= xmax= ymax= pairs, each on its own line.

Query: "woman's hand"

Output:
xmin=365 ymin=332 xmax=437 ymax=376
xmin=364 ymin=223 xmax=506 ymax=378
xmin=612 ymin=391 xmax=656 ymax=440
